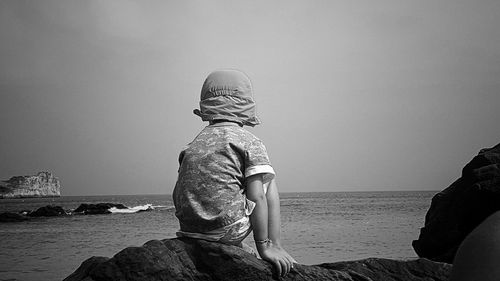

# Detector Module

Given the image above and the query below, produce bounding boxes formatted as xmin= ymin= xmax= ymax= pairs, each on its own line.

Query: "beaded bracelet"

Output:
xmin=255 ymin=238 xmax=272 ymax=244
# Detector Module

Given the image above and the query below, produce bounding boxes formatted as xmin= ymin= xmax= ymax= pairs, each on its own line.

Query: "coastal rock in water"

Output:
xmin=1 ymin=203 xmax=132 ymax=222
xmin=0 ymin=212 xmax=30 ymax=222
xmin=64 ymin=238 xmax=451 ymax=281
xmin=0 ymin=171 xmax=61 ymax=199
xmin=28 ymin=205 xmax=66 ymax=217
xmin=413 ymin=142 xmax=500 ymax=263
xmin=73 ymin=203 xmax=128 ymax=215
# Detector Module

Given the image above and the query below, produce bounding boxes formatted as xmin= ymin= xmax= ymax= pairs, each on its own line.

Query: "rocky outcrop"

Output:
xmin=28 ymin=205 xmax=67 ymax=217
xmin=0 ymin=171 xmax=61 ymax=198
xmin=64 ymin=238 xmax=451 ymax=281
xmin=413 ymin=143 xmax=500 ymax=263
xmin=0 ymin=203 xmax=141 ymax=223
xmin=0 ymin=212 xmax=30 ymax=222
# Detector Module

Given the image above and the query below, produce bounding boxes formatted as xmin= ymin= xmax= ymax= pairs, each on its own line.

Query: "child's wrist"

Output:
xmin=255 ymin=238 xmax=272 ymax=245
xmin=255 ymin=238 xmax=272 ymax=251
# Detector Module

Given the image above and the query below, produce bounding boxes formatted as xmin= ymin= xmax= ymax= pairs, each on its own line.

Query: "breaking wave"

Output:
xmin=109 ymin=204 xmax=173 ymax=213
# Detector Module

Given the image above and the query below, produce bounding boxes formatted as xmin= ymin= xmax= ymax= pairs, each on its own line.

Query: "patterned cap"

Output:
xmin=193 ymin=69 xmax=261 ymax=126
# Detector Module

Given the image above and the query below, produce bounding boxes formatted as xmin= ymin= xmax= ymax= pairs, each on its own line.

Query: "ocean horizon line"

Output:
xmin=52 ymin=189 xmax=440 ymax=198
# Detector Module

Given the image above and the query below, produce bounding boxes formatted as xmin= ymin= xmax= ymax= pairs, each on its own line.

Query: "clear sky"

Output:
xmin=1 ymin=0 xmax=499 ymax=196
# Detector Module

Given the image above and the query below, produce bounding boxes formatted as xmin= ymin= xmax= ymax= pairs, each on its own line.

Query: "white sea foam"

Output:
xmin=109 ymin=204 xmax=154 ymax=213
xmin=151 ymin=205 xmax=171 ymax=209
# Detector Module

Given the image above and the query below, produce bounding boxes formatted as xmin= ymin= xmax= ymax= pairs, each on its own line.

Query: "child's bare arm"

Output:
xmin=266 ymin=179 xmax=282 ymax=246
xmin=246 ymin=175 xmax=295 ymax=277
xmin=265 ymin=179 xmax=297 ymax=263
xmin=246 ymin=174 xmax=269 ymax=242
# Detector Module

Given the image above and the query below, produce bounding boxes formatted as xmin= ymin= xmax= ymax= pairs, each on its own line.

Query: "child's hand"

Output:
xmin=256 ymin=241 xmax=296 ymax=277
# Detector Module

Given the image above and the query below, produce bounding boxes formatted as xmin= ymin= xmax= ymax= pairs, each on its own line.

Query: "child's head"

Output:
xmin=193 ymin=69 xmax=261 ymax=127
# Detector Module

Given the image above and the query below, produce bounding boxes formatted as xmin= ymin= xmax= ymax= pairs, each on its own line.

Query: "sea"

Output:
xmin=0 ymin=191 xmax=437 ymax=281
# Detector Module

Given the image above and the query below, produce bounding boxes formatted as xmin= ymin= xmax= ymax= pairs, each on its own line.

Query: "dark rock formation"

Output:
xmin=64 ymin=238 xmax=451 ymax=281
xmin=28 ymin=205 xmax=67 ymax=217
xmin=1 ymin=202 xmax=134 ymax=222
xmin=323 ymin=258 xmax=451 ymax=281
xmin=73 ymin=203 xmax=128 ymax=215
xmin=0 ymin=212 xmax=30 ymax=222
xmin=0 ymin=171 xmax=61 ymax=198
xmin=413 ymin=143 xmax=500 ymax=263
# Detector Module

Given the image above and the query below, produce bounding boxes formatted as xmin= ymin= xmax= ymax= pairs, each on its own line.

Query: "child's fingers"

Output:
xmin=286 ymin=258 xmax=292 ymax=275
xmin=287 ymin=253 xmax=298 ymax=264
xmin=279 ymin=258 xmax=289 ymax=276
xmin=282 ymin=255 xmax=292 ymax=269
xmin=286 ymin=255 xmax=295 ymax=268
xmin=284 ymin=252 xmax=297 ymax=265
xmin=273 ymin=259 xmax=282 ymax=277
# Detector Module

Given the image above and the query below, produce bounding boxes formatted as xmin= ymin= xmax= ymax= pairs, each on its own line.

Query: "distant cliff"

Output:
xmin=0 ymin=172 xmax=61 ymax=198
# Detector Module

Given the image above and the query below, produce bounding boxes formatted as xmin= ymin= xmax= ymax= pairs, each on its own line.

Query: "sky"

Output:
xmin=0 ymin=0 xmax=499 ymax=196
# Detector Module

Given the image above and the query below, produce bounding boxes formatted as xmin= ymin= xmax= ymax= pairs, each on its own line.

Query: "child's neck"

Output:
xmin=209 ymin=120 xmax=243 ymax=127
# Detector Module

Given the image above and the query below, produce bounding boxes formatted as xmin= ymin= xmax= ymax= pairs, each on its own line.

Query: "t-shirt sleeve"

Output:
xmin=244 ymin=139 xmax=275 ymax=184
xmin=177 ymin=147 xmax=187 ymax=173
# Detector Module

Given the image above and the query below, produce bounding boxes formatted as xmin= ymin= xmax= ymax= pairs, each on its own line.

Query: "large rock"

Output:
xmin=64 ymin=238 xmax=451 ymax=281
xmin=413 ymin=143 xmax=500 ymax=263
xmin=0 ymin=202 xmax=131 ymax=222
xmin=0 ymin=212 xmax=30 ymax=222
xmin=28 ymin=205 xmax=67 ymax=217
xmin=0 ymin=171 xmax=61 ymax=198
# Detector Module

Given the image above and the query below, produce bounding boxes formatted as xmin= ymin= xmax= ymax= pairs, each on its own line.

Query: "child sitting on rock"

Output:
xmin=173 ymin=69 xmax=296 ymax=276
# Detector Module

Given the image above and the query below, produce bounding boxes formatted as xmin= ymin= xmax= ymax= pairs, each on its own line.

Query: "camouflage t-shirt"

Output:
xmin=173 ymin=123 xmax=275 ymax=233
